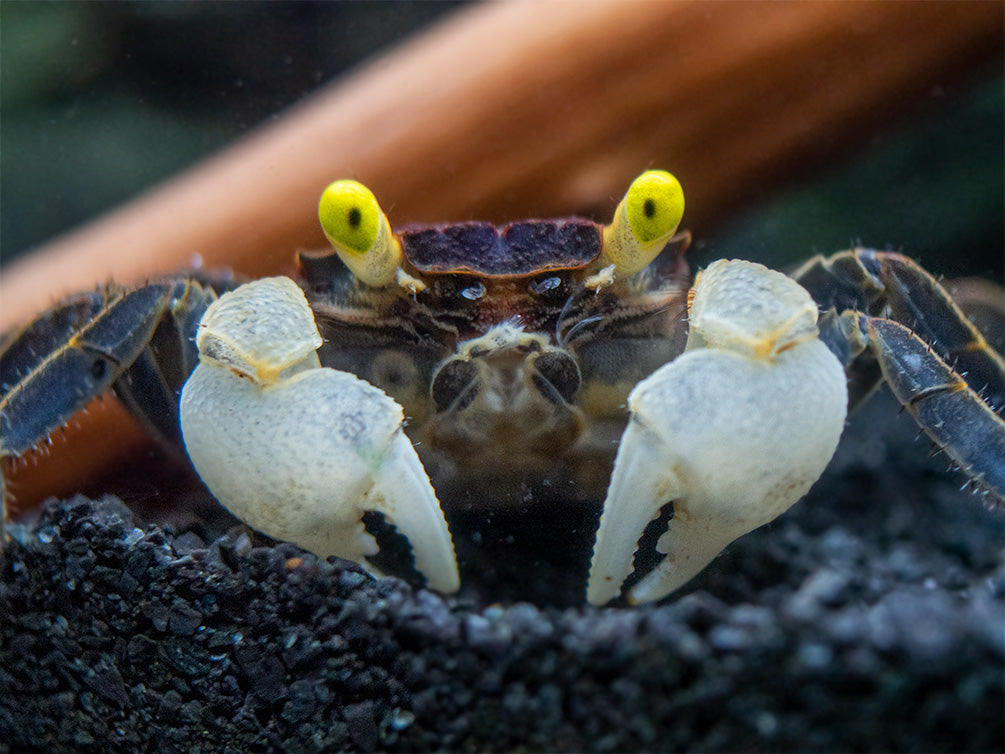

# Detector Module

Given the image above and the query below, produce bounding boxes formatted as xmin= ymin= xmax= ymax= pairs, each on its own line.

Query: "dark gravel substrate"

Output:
xmin=1 ymin=394 xmax=1003 ymax=752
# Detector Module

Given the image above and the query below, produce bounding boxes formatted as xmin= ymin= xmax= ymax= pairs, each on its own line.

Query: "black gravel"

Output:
xmin=1 ymin=393 xmax=1003 ymax=752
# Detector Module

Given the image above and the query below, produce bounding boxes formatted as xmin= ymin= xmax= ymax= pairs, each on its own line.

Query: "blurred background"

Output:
xmin=1 ymin=2 xmax=461 ymax=263
xmin=2 ymin=1 xmax=1002 ymax=278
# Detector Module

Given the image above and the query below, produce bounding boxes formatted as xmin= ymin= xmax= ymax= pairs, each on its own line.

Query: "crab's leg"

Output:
xmin=587 ymin=260 xmax=847 ymax=605
xmin=1 ymin=284 xmax=174 ymax=459
xmin=179 ymin=277 xmax=459 ymax=593
xmin=111 ymin=280 xmax=218 ymax=449
xmin=793 ymin=248 xmax=1005 ymax=501
xmin=1 ymin=284 xmax=174 ymax=543
xmin=867 ymin=315 xmax=1005 ymax=501
xmin=793 ymin=249 xmax=1005 ymax=414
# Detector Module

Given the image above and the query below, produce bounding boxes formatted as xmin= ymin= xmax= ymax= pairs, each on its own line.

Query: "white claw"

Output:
xmin=179 ymin=277 xmax=459 ymax=593
xmin=587 ymin=260 xmax=847 ymax=605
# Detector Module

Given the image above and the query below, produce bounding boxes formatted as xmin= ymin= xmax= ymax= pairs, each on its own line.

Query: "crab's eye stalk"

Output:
xmin=601 ymin=170 xmax=685 ymax=278
xmin=319 ymin=180 xmax=402 ymax=287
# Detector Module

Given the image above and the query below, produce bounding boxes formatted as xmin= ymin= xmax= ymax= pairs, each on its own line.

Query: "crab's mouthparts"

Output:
xmin=424 ymin=337 xmax=584 ymax=474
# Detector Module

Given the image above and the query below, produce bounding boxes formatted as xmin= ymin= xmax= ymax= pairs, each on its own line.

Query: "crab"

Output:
xmin=2 ymin=171 xmax=1003 ymax=605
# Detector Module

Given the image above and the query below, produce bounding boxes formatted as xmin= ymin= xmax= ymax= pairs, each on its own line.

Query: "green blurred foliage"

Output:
xmin=1 ymin=1 xmax=461 ymax=262
xmin=704 ymin=79 xmax=1004 ymax=279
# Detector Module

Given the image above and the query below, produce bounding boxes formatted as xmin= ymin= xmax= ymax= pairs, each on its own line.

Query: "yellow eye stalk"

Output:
xmin=601 ymin=170 xmax=685 ymax=278
xmin=318 ymin=180 xmax=403 ymax=287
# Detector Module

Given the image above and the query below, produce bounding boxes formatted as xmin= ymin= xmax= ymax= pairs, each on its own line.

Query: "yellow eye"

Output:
xmin=318 ymin=180 xmax=401 ymax=287
xmin=624 ymin=170 xmax=684 ymax=245
xmin=319 ymin=180 xmax=380 ymax=255
xmin=601 ymin=170 xmax=685 ymax=278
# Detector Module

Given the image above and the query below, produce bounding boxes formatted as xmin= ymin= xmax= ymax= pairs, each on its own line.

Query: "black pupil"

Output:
xmin=347 ymin=207 xmax=362 ymax=228
xmin=643 ymin=198 xmax=656 ymax=219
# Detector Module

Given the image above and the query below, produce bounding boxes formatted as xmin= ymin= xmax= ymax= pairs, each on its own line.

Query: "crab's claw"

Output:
xmin=587 ymin=260 xmax=847 ymax=605
xmin=179 ymin=277 xmax=459 ymax=593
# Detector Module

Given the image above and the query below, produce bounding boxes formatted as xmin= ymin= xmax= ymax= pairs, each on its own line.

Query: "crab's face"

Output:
xmin=302 ymin=173 xmax=690 ymax=506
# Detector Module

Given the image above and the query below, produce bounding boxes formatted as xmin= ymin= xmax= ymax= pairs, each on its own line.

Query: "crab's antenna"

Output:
xmin=554 ymin=278 xmax=585 ymax=343
xmin=555 ymin=278 xmax=605 ymax=347
xmin=561 ymin=313 xmax=605 ymax=348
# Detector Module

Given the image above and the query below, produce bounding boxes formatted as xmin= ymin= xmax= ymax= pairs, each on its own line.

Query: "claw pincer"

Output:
xmin=179 ymin=277 xmax=459 ymax=593
xmin=587 ymin=260 xmax=848 ymax=605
